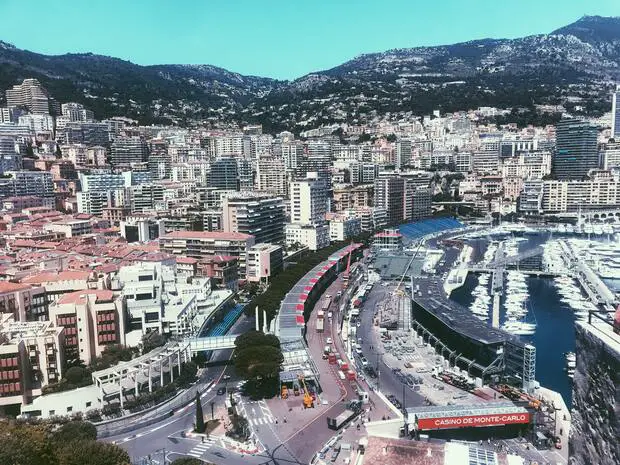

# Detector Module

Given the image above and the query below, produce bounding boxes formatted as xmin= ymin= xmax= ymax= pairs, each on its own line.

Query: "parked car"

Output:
xmin=217 ymin=387 xmax=226 ymax=395
xmin=326 ymin=337 xmax=333 ymax=344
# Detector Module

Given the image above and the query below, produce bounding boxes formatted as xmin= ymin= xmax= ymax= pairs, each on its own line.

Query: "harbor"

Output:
xmin=448 ymin=223 xmax=620 ymax=405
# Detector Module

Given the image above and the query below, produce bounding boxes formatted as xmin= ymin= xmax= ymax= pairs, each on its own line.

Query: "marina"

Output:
xmin=449 ymin=224 xmax=620 ymax=405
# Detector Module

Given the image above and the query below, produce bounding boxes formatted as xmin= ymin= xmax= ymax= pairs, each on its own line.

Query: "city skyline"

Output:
xmin=0 ymin=0 xmax=618 ymax=79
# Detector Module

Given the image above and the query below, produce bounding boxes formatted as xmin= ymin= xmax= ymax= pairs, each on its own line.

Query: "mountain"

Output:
xmin=0 ymin=42 xmax=283 ymax=125
xmin=1 ymin=15 xmax=619 ymax=131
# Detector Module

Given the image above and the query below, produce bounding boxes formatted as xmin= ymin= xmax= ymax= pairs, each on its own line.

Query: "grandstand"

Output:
xmin=399 ymin=217 xmax=463 ymax=242
xmin=204 ymin=304 xmax=245 ymax=337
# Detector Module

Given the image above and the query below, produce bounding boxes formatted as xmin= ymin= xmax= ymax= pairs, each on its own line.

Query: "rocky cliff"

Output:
xmin=569 ymin=320 xmax=620 ymax=465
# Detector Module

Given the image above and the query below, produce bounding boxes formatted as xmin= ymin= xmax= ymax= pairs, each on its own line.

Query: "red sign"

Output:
xmin=417 ymin=413 xmax=530 ymax=430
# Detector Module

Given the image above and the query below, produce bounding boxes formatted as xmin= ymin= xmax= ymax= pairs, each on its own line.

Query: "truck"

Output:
xmin=316 ymin=317 xmax=324 ymax=332
xmin=327 ymin=409 xmax=358 ymax=430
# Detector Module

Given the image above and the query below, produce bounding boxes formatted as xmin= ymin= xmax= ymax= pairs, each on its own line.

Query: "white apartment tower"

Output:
xmin=612 ymin=85 xmax=620 ymax=139
xmin=290 ymin=173 xmax=328 ymax=226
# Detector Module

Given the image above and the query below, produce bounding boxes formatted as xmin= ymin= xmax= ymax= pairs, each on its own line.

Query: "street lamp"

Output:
xmin=372 ymin=350 xmax=385 ymax=392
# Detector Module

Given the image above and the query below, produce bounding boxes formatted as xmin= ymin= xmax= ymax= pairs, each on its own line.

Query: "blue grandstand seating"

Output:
xmin=205 ymin=304 xmax=245 ymax=337
xmin=398 ymin=217 xmax=463 ymax=240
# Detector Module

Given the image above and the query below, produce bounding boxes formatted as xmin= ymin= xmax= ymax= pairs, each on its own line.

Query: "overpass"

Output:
xmin=486 ymin=245 xmax=544 ymax=269
xmin=188 ymin=335 xmax=239 ymax=352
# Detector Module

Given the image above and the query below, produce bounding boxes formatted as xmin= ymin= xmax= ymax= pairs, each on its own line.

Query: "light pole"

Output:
xmin=372 ymin=350 xmax=384 ymax=392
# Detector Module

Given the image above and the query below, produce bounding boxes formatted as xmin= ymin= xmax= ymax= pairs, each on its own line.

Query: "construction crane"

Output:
xmin=395 ymin=239 xmax=424 ymax=298
xmin=298 ymin=375 xmax=314 ymax=408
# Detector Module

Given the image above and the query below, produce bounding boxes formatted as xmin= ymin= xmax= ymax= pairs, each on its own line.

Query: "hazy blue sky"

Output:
xmin=0 ymin=0 xmax=618 ymax=79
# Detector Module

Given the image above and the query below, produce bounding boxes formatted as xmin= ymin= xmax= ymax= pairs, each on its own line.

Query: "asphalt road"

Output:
xmin=356 ymin=280 xmax=426 ymax=413
xmin=105 ymin=314 xmax=255 ymax=463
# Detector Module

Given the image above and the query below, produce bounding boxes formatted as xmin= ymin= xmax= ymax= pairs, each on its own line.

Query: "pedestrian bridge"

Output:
xmin=488 ymin=245 xmax=544 ymax=268
xmin=188 ymin=335 xmax=239 ymax=352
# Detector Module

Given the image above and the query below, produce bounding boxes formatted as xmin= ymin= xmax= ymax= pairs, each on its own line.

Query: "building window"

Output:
xmin=67 ymin=406 xmax=72 ymax=412
xmin=86 ymin=401 xmax=91 ymax=408
xmin=49 ymin=410 xmax=55 ymax=416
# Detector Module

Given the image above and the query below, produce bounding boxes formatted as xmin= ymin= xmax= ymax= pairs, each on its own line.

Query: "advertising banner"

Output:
xmin=417 ymin=413 xmax=530 ymax=430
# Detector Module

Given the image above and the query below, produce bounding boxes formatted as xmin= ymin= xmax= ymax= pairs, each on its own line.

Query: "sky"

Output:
xmin=0 ymin=0 xmax=619 ymax=80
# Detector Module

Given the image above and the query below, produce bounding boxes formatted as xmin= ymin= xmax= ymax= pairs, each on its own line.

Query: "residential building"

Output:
xmin=501 ymin=151 xmax=552 ymax=179
xmin=5 ymin=78 xmax=53 ymax=114
xmin=148 ymin=139 xmax=171 ymax=180
xmin=79 ymin=172 xmax=126 ymax=192
xmin=256 ymin=157 xmax=288 ymax=196
xmin=56 ymin=122 xmax=110 ymax=147
xmin=222 ymin=193 xmax=285 ymax=244
xmin=612 ymin=85 xmax=620 ymax=139
xmin=332 ymin=185 xmax=373 ymax=212
xmin=159 ymin=231 xmax=255 ymax=276
xmin=17 ymin=114 xmax=54 ymax=134
xmin=246 ymin=244 xmax=283 ymax=283
xmin=350 ymin=162 xmax=379 ymax=185
xmin=395 ymin=139 xmax=412 ymax=169
xmin=0 ymin=281 xmax=48 ymax=322
xmin=61 ymin=102 xmax=94 ymax=122
xmin=403 ymin=185 xmax=432 ymax=221
xmin=285 ymin=223 xmax=330 ymax=251
xmin=109 ymin=137 xmax=148 ymax=167
xmin=6 ymin=171 xmax=54 ymax=198
xmin=290 ymin=173 xmax=328 ymax=226
xmin=454 ymin=152 xmax=473 ymax=173
xmin=1 ymin=195 xmax=52 ymax=213
xmin=120 ymin=217 xmax=165 ymax=242
xmin=601 ymin=142 xmax=620 ymax=170
xmin=208 ymin=157 xmax=238 ymax=190
xmin=329 ymin=216 xmax=362 ymax=242
xmin=553 ymin=118 xmax=599 ymax=180
xmin=44 ymin=219 xmax=92 ymax=238
xmin=472 ymin=150 xmax=500 ymax=175
xmin=197 ymin=256 xmax=239 ymax=290
xmin=518 ymin=180 xmax=544 ymax=215
xmin=374 ymin=176 xmax=405 ymax=225
xmin=48 ymin=290 xmax=125 ymax=365
xmin=0 ymin=315 xmax=64 ymax=407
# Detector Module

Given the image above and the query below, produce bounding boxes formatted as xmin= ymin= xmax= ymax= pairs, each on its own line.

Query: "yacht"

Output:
xmin=502 ymin=321 xmax=536 ymax=335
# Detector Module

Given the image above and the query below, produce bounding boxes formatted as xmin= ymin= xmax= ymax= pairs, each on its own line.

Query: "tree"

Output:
xmin=64 ymin=366 xmax=90 ymax=385
xmin=54 ymin=440 xmax=130 ymax=465
xmin=141 ymin=331 xmax=166 ymax=354
xmin=195 ymin=391 xmax=205 ymax=433
xmin=171 ymin=459 xmax=204 ymax=465
xmin=52 ymin=420 xmax=97 ymax=443
xmin=0 ymin=422 xmax=58 ymax=465
xmin=233 ymin=331 xmax=283 ymax=398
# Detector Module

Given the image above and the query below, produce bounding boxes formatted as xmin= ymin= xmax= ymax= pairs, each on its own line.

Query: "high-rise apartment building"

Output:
xmin=5 ymin=79 xmax=54 ymax=114
xmin=374 ymin=176 xmax=405 ymax=225
xmin=110 ymin=137 xmax=149 ymax=167
xmin=0 ymin=315 xmax=64 ymax=407
xmin=208 ymin=157 xmax=239 ymax=190
xmin=350 ymin=162 xmax=379 ymax=185
xmin=147 ymin=139 xmax=171 ymax=180
xmin=256 ymin=157 xmax=287 ymax=196
xmin=290 ymin=173 xmax=328 ymax=226
xmin=553 ymin=119 xmax=599 ymax=180
xmin=48 ymin=290 xmax=125 ymax=366
xmin=6 ymin=171 xmax=54 ymax=198
xmin=57 ymin=122 xmax=111 ymax=147
xmin=612 ymin=85 xmax=620 ymax=139
xmin=61 ymin=103 xmax=94 ymax=122
xmin=159 ymin=231 xmax=255 ymax=276
xmin=396 ymin=139 xmax=412 ymax=170
xmin=222 ymin=193 xmax=285 ymax=244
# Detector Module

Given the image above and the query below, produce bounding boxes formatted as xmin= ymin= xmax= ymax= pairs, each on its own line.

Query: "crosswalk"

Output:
xmin=250 ymin=416 xmax=274 ymax=426
xmin=188 ymin=437 xmax=216 ymax=458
